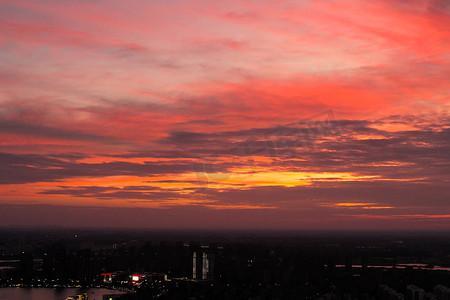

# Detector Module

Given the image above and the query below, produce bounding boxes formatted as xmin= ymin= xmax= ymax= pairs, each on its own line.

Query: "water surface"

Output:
xmin=0 ymin=288 xmax=125 ymax=300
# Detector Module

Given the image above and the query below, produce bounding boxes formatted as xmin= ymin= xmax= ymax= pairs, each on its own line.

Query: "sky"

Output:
xmin=0 ymin=0 xmax=449 ymax=229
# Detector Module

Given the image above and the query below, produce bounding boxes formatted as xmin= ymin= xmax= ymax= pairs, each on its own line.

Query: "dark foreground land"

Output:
xmin=1 ymin=229 xmax=450 ymax=299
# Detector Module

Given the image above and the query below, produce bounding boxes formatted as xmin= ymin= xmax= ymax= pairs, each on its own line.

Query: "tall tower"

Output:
xmin=192 ymin=250 xmax=214 ymax=280
xmin=192 ymin=251 xmax=198 ymax=280
xmin=202 ymin=252 xmax=208 ymax=280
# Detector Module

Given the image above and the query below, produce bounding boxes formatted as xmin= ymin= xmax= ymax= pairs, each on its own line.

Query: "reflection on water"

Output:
xmin=334 ymin=264 xmax=450 ymax=271
xmin=0 ymin=288 xmax=126 ymax=300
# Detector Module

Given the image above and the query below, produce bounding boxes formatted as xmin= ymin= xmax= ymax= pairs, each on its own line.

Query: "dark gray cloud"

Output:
xmin=197 ymin=180 xmax=450 ymax=209
xmin=0 ymin=153 xmax=231 ymax=184
xmin=162 ymin=119 xmax=372 ymax=146
xmin=155 ymin=115 xmax=450 ymax=183
xmin=0 ymin=119 xmax=120 ymax=143
xmin=40 ymin=185 xmax=182 ymax=201
xmin=36 ymin=179 xmax=450 ymax=226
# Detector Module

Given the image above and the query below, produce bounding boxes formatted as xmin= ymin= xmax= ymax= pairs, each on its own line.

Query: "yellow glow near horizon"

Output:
xmin=324 ymin=202 xmax=395 ymax=210
xmin=197 ymin=169 xmax=379 ymax=188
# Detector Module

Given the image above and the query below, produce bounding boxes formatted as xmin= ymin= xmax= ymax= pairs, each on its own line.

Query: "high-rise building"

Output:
xmin=379 ymin=285 xmax=405 ymax=300
xmin=407 ymin=285 xmax=425 ymax=300
xmin=434 ymin=285 xmax=450 ymax=300
xmin=192 ymin=250 xmax=214 ymax=280
xmin=425 ymin=293 xmax=438 ymax=300
xmin=192 ymin=251 xmax=198 ymax=280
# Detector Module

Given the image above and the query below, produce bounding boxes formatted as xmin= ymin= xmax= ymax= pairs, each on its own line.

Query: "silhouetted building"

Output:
xmin=379 ymin=285 xmax=405 ymax=300
xmin=192 ymin=250 xmax=214 ymax=280
xmin=425 ymin=293 xmax=438 ymax=300
xmin=434 ymin=285 xmax=450 ymax=300
xmin=19 ymin=251 xmax=33 ymax=284
xmin=407 ymin=285 xmax=425 ymax=300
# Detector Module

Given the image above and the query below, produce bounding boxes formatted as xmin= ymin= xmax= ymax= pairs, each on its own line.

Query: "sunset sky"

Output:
xmin=0 ymin=0 xmax=449 ymax=229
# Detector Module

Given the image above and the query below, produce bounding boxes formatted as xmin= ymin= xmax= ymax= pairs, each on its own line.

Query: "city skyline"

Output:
xmin=0 ymin=0 xmax=449 ymax=229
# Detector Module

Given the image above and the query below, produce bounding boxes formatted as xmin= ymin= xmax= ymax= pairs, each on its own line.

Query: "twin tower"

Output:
xmin=192 ymin=250 xmax=214 ymax=280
